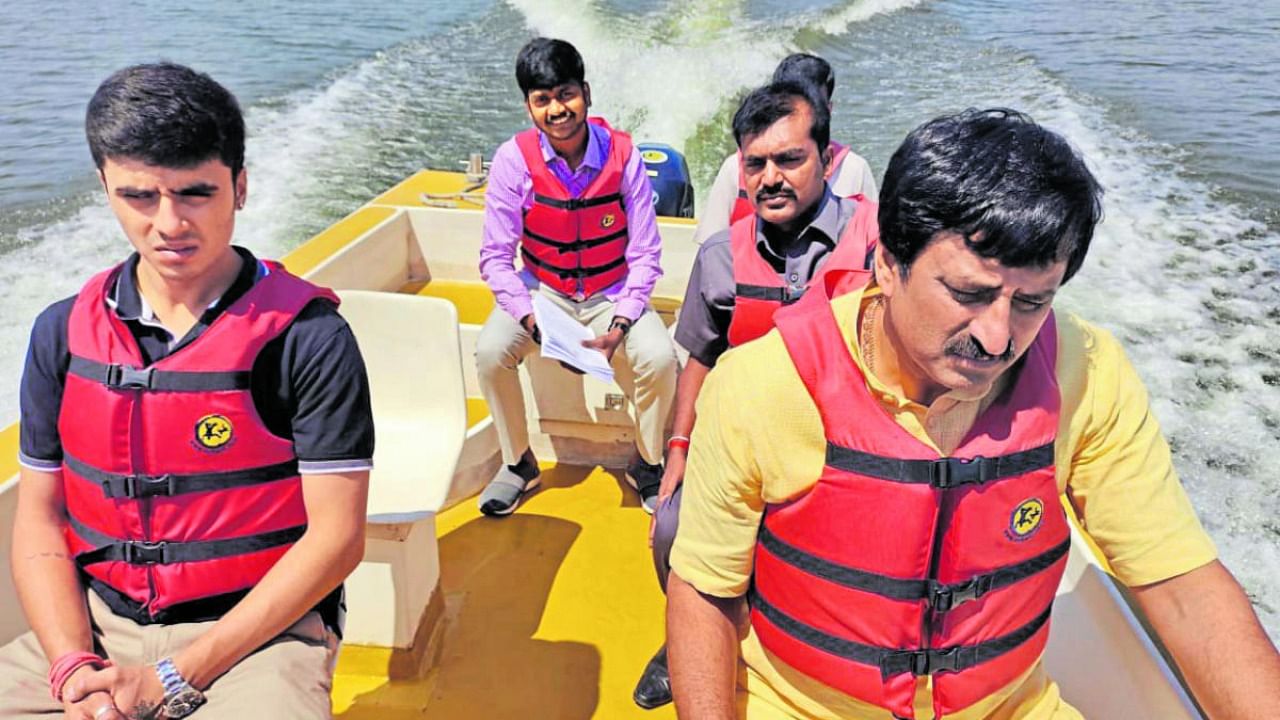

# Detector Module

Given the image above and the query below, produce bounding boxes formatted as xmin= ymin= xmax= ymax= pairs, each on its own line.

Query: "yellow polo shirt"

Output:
xmin=669 ymin=288 xmax=1217 ymax=720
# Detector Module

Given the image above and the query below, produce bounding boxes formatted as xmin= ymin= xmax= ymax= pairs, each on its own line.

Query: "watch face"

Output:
xmin=163 ymin=688 xmax=206 ymax=718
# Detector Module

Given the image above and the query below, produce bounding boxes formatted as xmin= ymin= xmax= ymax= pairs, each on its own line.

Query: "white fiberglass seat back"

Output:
xmin=335 ymin=289 xmax=466 ymax=649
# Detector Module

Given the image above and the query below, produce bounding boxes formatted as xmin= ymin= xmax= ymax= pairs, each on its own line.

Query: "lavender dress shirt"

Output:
xmin=478 ymin=121 xmax=663 ymax=323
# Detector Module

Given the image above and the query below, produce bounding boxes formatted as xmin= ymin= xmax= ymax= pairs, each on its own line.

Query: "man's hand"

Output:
xmin=61 ymin=664 xmax=124 ymax=720
xmin=64 ymin=691 xmax=124 ymax=720
xmin=649 ymin=447 xmax=687 ymax=547
xmin=520 ymin=314 xmax=541 ymax=344
xmin=658 ymin=448 xmax=686 ymax=505
xmin=65 ymin=665 xmax=165 ymax=720
xmin=582 ymin=325 xmax=626 ymax=363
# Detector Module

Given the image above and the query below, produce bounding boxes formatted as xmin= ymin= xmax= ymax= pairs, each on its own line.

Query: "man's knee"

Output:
xmin=475 ymin=313 xmax=527 ymax=376
xmin=201 ymin=620 xmax=336 ymax=719
xmin=0 ymin=632 xmax=63 ymax=718
xmin=653 ymin=486 xmax=683 ymax=591
xmin=628 ymin=328 xmax=678 ymax=381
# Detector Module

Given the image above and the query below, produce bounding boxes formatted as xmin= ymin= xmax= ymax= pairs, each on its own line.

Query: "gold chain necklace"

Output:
xmin=860 ymin=295 xmax=884 ymax=378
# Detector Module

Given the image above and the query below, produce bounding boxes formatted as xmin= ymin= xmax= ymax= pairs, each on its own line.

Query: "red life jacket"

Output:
xmin=727 ymin=196 xmax=878 ymax=347
xmin=753 ymin=296 xmax=1070 ymax=720
xmin=60 ymin=260 xmax=337 ymax=620
xmin=731 ymin=141 xmax=851 ymax=225
xmin=515 ymin=117 xmax=632 ymax=299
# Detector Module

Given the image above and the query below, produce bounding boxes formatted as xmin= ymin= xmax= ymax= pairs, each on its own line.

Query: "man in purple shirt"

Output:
xmin=475 ymin=37 xmax=677 ymax=516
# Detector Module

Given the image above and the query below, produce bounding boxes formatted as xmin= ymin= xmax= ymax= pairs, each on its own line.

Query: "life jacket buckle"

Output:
xmin=929 ymin=582 xmax=956 ymax=612
xmin=928 ymin=647 xmax=962 ymax=674
xmin=932 ymin=455 xmax=990 ymax=488
xmin=125 ymin=474 xmax=176 ymax=499
xmin=104 ymin=364 xmax=155 ymax=390
xmin=930 ymin=574 xmax=994 ymax=612
xmin=123 ymin=540 xmax=169 ymax=565
xmin=782 ymin=285 xmax=806 ymax=305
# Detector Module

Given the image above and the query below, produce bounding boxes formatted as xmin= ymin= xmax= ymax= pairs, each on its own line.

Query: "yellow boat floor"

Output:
xmin=333 ymin=464 xmax=676 ymax=719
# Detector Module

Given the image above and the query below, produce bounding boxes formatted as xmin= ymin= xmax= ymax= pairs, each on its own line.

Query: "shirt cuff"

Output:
xmin=503 ymin=295 xmax=534 ymax=323
xmin=18 ymin=452 xmax=61 ymax=473
xmin=298 ymin=459 xmax=374 ymax=475
xmin=612 ymin=298 xmax=645 ymax=324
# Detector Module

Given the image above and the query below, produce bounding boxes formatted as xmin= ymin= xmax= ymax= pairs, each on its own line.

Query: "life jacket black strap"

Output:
xmin=735 ymin=283 xmax=805 ymax=305
xmin=84 ymin=576 xmax=345 ymax=635
xmin=524 ymin=226 xmax=629 ymax=252
xmin=927 ymin=538 xmax=1070 ymax=612
xmin=69 ymin=515 xmax=305 ymax=566
xmin=521 ymin=248 xmax=627 ymax=280
xmin=759 ymin=526 xmax=1070 ymax=611
xmin=532 ymin=192 xmax=623 ymax=210
xmin=877 ymin=605 xmax=1052 ymax=679
xmin=737 ymin=189 xmax=750 ymax=200
xmin=750 ymin=586 xmax=1052 ymax=680
xmin=825 ymin=442 xmax=1055 ymax=489
xmin=64 ymin=454 xmax=299 ymax=500
xmin=69 ymin=356 xmax=251 ymax=392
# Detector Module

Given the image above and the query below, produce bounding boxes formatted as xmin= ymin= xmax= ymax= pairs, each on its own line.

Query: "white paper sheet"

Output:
xmin=532 ymin=293 xmax=616 ymax=384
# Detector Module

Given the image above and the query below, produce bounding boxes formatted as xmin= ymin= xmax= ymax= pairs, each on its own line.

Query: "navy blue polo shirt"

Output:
xmin=19 ymin=246 xmax=374 ymax=474
xmin=17 ymin=246 xmax=373 ymax=629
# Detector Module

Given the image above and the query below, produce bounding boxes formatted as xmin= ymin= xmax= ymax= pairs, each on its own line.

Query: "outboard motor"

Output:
xmin=637 ymin=143 xmax=695 ymax=218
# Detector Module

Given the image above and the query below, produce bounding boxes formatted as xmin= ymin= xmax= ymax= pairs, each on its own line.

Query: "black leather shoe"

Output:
xmin=633 ymin=645 xmax=672 ymax=709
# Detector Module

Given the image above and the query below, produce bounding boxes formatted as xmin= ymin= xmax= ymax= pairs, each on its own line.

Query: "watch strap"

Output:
xmin=155 ymin=657 xmax=188 ymax=696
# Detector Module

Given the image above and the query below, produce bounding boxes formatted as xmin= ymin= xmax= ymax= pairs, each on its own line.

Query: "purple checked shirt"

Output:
xmin=478 ymin=121 xmax=664 ymax=323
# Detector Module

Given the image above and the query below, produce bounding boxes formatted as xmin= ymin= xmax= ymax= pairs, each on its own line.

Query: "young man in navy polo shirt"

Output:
xmin=0 ymin=63 xmax=373 ymax=720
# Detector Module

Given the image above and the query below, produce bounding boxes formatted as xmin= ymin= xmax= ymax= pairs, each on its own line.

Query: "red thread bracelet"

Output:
xmin=48 ymin=651 xmax=111 ymax=702
xmin=667 ymin=435 xmax=691 ymax=452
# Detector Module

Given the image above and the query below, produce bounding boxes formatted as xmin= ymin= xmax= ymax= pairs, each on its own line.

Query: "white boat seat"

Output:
xmin=336 ymin=290 xmax=466 ymax=528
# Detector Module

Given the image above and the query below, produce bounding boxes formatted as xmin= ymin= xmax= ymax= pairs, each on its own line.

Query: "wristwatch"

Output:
xmin=608 ymin=318 xmax=632 ymax=336
xmin=154 ymin=657 xmax=205 ymax=718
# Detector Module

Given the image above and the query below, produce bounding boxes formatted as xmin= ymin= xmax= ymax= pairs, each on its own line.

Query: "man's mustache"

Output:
xmin=945 ymin=335 xmax=1015 ymax=363
xmin=755 ymin=186 xmax=796 ymax=203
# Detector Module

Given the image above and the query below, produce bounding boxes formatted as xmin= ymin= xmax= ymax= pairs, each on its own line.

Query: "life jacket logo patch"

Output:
xmin=1006 ymin=498 xmax=1044 ymax=542
xmin=600 ymin=213 xmax=617 ymax=229
xmin=194 ymin=414 xmax=233 ymax=452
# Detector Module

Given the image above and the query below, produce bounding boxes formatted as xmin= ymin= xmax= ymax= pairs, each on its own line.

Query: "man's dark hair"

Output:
xmin=732 ymin=81 xmax=831 ymax=155
xmin=516 ymin=38 xmax=586 ymax=96
xmin=878 ymin=108 xmax=1104 ymax=283
xmin=772 ymin=53 xmax=835 ymax=103
xmin=86 ymin=63 xmax=246 ymax=180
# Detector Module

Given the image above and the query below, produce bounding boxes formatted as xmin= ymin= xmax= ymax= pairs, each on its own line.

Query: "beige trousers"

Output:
xmin=475 ymin=287 xmax=678 ymax=466
xmin=0 ymin=590 xmax=338 ymax=719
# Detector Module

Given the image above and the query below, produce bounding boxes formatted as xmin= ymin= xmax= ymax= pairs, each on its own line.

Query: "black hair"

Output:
xmin=516 ymin=37 xmax=586 ymax=95
xmin=772 ymin=53 xmax=835 ymax=102
xmin=878 ymin=108 xmax=1104 ymax=283
xmin=85 ymin=63 xmax=246 ymax=180
xmin=732 ymin=81 xmax=831 ymax=155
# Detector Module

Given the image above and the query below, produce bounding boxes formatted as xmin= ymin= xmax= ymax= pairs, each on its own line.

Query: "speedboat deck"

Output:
xmin=333 ymin=462 xmax=674 ymax=720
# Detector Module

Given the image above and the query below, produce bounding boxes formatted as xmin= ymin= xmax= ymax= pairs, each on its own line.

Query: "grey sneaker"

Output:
xmin=625 ymin=457 xmax=663 ymax=514
xmin=479 ymin=452 xmax=541 ymax=517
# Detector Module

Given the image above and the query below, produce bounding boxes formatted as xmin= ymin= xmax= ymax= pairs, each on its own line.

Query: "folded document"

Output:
xmin=532 ymin=293 xmax=616 ymax=384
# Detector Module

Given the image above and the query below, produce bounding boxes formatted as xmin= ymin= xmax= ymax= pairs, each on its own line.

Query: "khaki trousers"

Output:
xmin=475 ymin=287 xmax=678 ymax=466
xmin=0 ymin=590 xmax=338 ymax=719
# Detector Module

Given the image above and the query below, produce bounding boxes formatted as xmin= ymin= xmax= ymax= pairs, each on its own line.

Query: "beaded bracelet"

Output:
xmin=48 ymin=650 xmax=111 ymax=702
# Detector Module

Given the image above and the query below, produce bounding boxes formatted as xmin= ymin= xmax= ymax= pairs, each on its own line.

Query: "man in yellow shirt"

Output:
xmin=666 ymin=108 xmax=1280 ymax=719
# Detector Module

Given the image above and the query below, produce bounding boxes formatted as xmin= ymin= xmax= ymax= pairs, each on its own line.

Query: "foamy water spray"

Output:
xmin=0 ymin=0 xmax=1273 ymax=641
xmin=505 ymin=0 xmax=924 ymax=152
